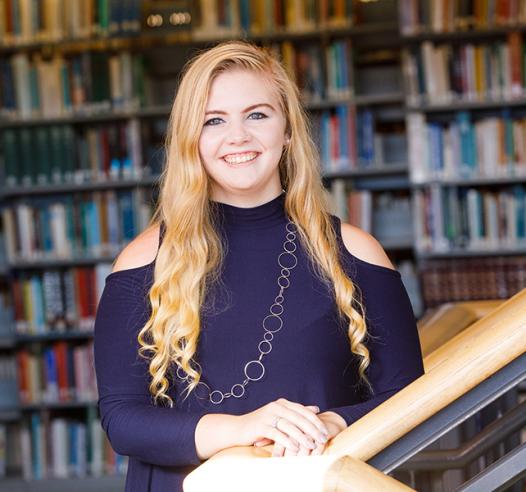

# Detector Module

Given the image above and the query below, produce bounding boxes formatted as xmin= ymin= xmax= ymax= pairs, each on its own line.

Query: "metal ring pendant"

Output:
xmin=184 ymin=220 xmax=298 ymax=405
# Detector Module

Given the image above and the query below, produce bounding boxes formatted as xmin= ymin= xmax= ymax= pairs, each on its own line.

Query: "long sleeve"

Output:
xmin=93 ymin=269 xmax=208 ymax=467
xmin=326 ymin=264 xmax=425 ymax=426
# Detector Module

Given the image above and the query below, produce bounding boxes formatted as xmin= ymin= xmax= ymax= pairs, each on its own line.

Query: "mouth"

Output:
xmin=222 ymin=151 xmax=260 ymax=166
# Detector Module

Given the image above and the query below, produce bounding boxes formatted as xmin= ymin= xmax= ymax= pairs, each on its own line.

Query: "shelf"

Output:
xmin=0 ymin=167 xmax=414 ymax=198
xmin=412 ymin=175 xmax=526 ymax=187
xmin=9 ymin=255 xmax=116 ymax=269
xmin=1 ymin=331 xmax=93 ymax=347
xmin=407 ymin=96 xmax=526 ymax=113
xmin=0 ymin=22 xmax=399 ymax=55
xmin=417 ymin=247 xmax=526 ymax=259
xmin=0 ymin=335 xmax=16 ymax=349
xmin=0 ymin=175 xmax=160 ymax=198
xmin=0 ymin=475 xmax=125 ymax=492
xmin=379 ymin=238 xmax=414 ymax=250
xmin=354 ymin=92 xmax=406 ymax=106
xmin=323 ymin=163 xmax=409 ymax=180
xmin=15 ymin=331 xmax=94 ymax=343
xmin=0 ymin=108 xmax=139 ymax=128
xmin=0 ymin=408 xmax=21 ymax=421
xmin=20 ymin=400 xmax=98 ymax=411
xmin=401 ymin=24 xmax=526 ymax=43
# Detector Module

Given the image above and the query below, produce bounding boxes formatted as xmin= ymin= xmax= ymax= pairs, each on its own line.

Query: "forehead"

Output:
xmin=206 ymin=69 xmax=281 ymax=109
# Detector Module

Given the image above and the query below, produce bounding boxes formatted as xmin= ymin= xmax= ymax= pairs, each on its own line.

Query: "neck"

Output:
xmin=210 ymin=187 xmax=285 ymax=208
xmin=211 ymin=190 xmax=287 ymax=231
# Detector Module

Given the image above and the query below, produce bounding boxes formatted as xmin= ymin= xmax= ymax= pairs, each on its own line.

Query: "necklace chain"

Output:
xmin=176 ymin=220 xmax=298 ymax=405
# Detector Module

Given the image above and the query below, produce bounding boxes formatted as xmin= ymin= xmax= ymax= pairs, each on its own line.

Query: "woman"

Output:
xmin=93 ymin=40 xmax=424 ymax=491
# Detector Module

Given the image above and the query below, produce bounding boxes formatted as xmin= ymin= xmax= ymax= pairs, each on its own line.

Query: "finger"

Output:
xmin=268 ymin=427 xmax=300 ymax=451
xmin=276 ymin=418 xmax=318 ymax=451
xmin=296 ymin=444 xmax=311 ymax=457
xmin=272 ymin=443 xmax=286 ymax=458
xmin=254 ymin=438 xmax=273 ymax=447
xmin=277 ymin=400 xmax=330 ymax=439
xmin=310 ymin=441 xmax=326 ymax=456
xmin=274 ymin=406 xmax=328 ymax=446
xmin=306 ymin=405 xmax=320 ymax=413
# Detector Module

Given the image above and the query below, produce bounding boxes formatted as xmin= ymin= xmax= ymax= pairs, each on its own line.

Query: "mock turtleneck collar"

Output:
xmin=211 ymin=191 xmax=287 ymax=230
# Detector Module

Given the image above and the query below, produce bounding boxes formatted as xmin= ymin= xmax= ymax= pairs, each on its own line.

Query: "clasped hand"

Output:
xmin=238 ymin=398 xmax=346 ymax=457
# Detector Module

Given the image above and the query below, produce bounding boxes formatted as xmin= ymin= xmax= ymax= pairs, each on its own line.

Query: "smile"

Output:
xmin=222 ymin=151 xmax=260 ymax=164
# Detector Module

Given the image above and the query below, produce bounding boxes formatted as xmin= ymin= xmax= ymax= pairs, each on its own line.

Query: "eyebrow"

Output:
xmin=204 ymin=103 xmax=275 ymax=116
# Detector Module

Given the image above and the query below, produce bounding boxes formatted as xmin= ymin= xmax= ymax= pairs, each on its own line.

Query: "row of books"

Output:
xmin=398 ymin=0 xmax=526 ymax=35
xmin=0 ymin=356 xmax=17 ymax=409
xmin=329 ymin=183 xmax=413 ymax=242
xmin=12 ymin=265 xmax=111 ymax=334
xmin=17 ymin=341 xmax=97 ymax=405
xmin=0 ymin=51 xmax=145 ymax=119
xmin=420 ymin=256 xmax=526 ymax=307
xmin=0 ymin=287 xmax=14 ymax=336
xmin=0 ymin=0 xmax=141 ymax=46
xmin=403 ymin=33 xmax=526 ymax=105
xmin=18 ymin=412 xmax=126 ymax=480
xmin=1 ymin=121 xmax=148 ymax=187
xmin=275 ymin=39 xmax=353 ymax=103
xmin=0 ymin=40 xmax=355 ymax=120
xmin=408 ymin=112 xmax=526 ymax=183
xmin=314 ymin=107 xmax=407 ymax=172
xmin=414 ymin=184 xmax=526 ymax=253
xmin=192 ymin=0 xmax=353 ymax=39
xmin=2 ymin=190 xmax=151 ymax=263
xmin=0 ymin=0 xmax=357 ymax=48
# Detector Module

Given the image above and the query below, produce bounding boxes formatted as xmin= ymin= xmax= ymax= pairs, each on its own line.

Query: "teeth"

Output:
xmin=223 ymin=152 xmax=258 ymax=164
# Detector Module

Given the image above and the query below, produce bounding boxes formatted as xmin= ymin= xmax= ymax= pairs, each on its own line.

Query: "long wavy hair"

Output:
xmin=137 ymin=40 xmax=371 ymax=406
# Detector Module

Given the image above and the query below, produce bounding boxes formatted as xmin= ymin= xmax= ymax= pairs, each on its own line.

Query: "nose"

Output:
xmin=226 ymin=121 xmax=250 ymax=144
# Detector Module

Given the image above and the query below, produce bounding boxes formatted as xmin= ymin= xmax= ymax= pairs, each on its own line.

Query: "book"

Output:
xmin=407 ymin=110 xmax=526 ymax=183
xmin=12 ymin=265 xmax=112 ymax=334
xmin=404 ymin=33 xmax=526 ymax=105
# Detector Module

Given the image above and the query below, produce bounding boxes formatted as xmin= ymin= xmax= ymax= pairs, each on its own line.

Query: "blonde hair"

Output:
xmin=137 ymin=40 xmax=371 ymax=406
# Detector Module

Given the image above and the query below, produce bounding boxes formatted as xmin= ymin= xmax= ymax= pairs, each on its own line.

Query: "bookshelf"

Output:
xmin=0 ymin=0 xmax=522 ymax=489
xmin=399 ymin=0 xmax=526 ymax=312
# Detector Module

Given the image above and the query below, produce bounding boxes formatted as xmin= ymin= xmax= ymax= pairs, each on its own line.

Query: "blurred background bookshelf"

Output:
xmin=0 ymin=0 xmax=525 ymax=490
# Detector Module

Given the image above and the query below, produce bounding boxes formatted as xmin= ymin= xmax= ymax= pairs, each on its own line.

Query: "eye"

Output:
xmin=203 ymin=112 xmax=267 ymax=126
xmin=248 ymin=112 xmax=267 ymax=120
xmin=204 ymin=117 xmax=223 ymax=126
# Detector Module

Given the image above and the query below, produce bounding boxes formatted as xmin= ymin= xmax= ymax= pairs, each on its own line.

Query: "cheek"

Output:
xmin=199 ymin=132 xmax=223 ymax=159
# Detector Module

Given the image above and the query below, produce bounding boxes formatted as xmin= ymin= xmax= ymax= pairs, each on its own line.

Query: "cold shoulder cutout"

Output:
xmin=106 ymin=221 xmax=165 ymax=281
xmin=330 ymin=215 xmax=401 ymax=278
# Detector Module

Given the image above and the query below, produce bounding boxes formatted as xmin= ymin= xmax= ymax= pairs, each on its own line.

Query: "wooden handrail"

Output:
xmin=184 ymin=452 xmax=415 ymax=491
xmin=325 ymin=288 xmax=526 ymax=460
xmin=418 ymin=299 xmax=502 ymax=359
xmin=184 ymin=290 xmax=526 ymax=491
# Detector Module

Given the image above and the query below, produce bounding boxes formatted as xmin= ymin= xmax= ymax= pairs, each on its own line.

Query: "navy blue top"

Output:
xmin=93 ymin=191 xmax=424 ymax=491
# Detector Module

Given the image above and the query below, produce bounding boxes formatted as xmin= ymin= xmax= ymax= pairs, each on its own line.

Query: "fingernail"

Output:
xmin=318 ymin=435 xmax=327 ymax=444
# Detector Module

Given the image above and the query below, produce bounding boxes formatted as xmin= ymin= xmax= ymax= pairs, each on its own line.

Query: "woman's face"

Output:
xmin=198 ymin=69 xmax=288 ymax=206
